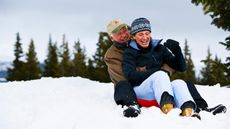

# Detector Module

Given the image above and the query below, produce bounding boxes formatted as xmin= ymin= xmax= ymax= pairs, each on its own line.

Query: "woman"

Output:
xmin=122 ymin=18 xmax=196 ymax=117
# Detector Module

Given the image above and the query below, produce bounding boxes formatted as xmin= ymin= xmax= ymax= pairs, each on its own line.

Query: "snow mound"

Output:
xmin=0 ymin=77 xmax=229 ymax=129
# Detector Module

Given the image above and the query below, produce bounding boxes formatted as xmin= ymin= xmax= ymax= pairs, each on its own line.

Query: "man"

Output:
xmin=104 ymin=19 xmax=140 ymax=117
xmin=104 ymin=19 xmax=226 ymax=118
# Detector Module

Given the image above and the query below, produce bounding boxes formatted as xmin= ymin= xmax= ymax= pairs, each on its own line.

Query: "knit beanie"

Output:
xmin=131 ymin=18 xmax=151 ymax=35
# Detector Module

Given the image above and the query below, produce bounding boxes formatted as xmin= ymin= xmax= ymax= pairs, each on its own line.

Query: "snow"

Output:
xmin=0 ymin=77 xmax=229 ymax=129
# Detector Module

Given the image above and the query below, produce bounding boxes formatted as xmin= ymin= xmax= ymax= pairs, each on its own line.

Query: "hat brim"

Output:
xmin=111 ymin=24 xmax=128 ymax=34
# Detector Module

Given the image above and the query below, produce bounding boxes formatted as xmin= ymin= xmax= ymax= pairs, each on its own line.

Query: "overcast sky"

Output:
xmin=0 ymin=0 xmax=229 ymax=72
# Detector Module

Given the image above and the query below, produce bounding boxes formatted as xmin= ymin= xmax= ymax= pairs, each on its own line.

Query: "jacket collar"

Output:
xmin=129 ymin=39 xmax=163 ymax=50
xmin=113 ymin=41 xmax=129 ymax=50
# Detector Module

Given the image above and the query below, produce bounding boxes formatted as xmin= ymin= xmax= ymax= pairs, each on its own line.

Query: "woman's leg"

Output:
xmin=171 ymin=79 xmax=196 ymax=110
xmin=134 ymin=71 xmax=173 ymax=104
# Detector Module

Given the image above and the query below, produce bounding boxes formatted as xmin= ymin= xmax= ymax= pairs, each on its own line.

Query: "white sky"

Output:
xmin=0 ymin=0 xmax=229 ymax=72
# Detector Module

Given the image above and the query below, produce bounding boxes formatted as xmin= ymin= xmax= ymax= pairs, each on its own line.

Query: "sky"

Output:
xmin=0 ymin=77 xmax=229 ymax=129
xmin=0 ymin=0 xmax=229 ymax=72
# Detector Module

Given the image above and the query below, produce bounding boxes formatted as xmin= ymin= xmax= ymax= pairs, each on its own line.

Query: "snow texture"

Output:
xmin=0 ymin=77 xmax=229 ymax=129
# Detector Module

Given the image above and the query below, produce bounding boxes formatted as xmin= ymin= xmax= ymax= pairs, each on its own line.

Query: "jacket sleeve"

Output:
xmin=122 ymin=48 xmax=159 ymax=85
xmin=104 ymin=48 xmax=126 ymax=85
xmin=162 ymin=45 xmax=186 ymax=72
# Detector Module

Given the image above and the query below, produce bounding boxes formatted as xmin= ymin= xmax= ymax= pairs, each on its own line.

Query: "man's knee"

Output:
xmin=171 ymin=79 xmax=186 ymax=87
xmin=114 ymin=80 xmax=137 ymax=106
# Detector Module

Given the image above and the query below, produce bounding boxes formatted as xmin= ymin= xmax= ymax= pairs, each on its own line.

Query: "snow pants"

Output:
xmin=134 ymin=71 xmax=195 ymax=109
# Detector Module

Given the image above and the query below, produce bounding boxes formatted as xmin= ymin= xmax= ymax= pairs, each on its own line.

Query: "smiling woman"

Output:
xmin=122 ymin=17 xmax=197 ymax=116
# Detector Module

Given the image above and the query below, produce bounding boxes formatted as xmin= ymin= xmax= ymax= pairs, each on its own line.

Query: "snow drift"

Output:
xmin=0 ymin=77 xmax=229 ymax=129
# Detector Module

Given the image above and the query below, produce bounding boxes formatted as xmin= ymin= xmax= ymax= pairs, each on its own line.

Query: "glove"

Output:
xmin=164 ymin=39 xmax=181 ymax=55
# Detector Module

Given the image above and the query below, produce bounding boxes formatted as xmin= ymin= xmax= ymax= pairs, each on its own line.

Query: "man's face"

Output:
xmin=110 ymin=27 xmax=130 ymax=43
xmin=134 ymin=31 xmax=151 ymax=48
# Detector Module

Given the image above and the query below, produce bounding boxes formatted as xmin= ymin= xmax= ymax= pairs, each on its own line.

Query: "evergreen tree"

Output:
xmin=86 ymin=58 xmax=95 ymax=80
xmin=23 ymin=39 xmax=41 ymax=80
xmin=211 ymin=55 xmax=226 ymax=86
xmin=92 ymin=32 xmax=112 ymax=82
xmin=199 ymin=48 xmax=228 ymax=86
xmin=59 ymin=34 xmax=72 ymax=77
xmin=43 ymin=35 xmax=60 ymax=77
xmin=183 ymin=39 xmax=196 ymax=83
xmin=192 ymin=0 xmax=230 ymax=84
xmin=220 ymin=37 xmax=230 ymax=78
xmin=72 ymin=40 xmax=87 ymax=77
xmin=191 ymin=0 xmax=230 ymax=31
xmin=199 ymin=47 xmax=214 ymax=85
xmin=171 ymin=39 xmax=196 ymax=83
xmin=7 ymin=32 xmax=25 ymax=81
xmin=186 ymin=55 xmax=196 ymax=83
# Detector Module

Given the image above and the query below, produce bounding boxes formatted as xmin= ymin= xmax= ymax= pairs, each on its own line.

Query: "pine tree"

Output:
xmin=183 ymin=39 xmax=196 ymax=83
xmin=92 ymin=32 xmax=112 ymax=82
xmin=191 ymin=0 xmax=230 ymax=31
xmin=86 ymin=58 xmax=95 ymax=80
xmin=72 ymin=40 xmax=87 ymax=77
xmin=59 ymin=34 xmax=72 ymax=77
xmin=199 ymin=47 xmax=214 ymax=85
xmin=211 ymin=55 xmax=226 ymax=86
xmin=220 ymin=37 xmax=230 ymax=78
xmin=199 ymin=48 xmax=228 ymax=86
xmin=43 ymin=35 xmax=60 ymax=77
xmin=23 ymin=39 xmax=41 ymax=80
xmin=186 ymin=55 xmax=196 ymax=83
xmin=192 ymin=0 xmax=230 ymax=85
xmin=7 ymin=32 xmax=25 ymax=81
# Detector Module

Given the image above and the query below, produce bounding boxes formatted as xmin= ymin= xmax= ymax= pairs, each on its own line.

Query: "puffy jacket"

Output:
xmin=123 ymin=39 xmax=186 ymax=86
xmin=104 ymin=42 xmax=128 ymax=85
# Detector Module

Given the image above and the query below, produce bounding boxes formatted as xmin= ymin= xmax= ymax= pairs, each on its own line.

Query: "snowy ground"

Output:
xmin=0 ymin=77 xmax=229 ymax=129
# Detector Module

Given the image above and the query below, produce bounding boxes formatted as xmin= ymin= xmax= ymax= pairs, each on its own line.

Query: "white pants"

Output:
xmin=134 ymin=71 xmax=195 ymax=108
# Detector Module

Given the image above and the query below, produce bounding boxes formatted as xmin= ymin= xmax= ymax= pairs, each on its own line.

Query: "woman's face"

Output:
xmin=134 ymin=31 xmax=151 ymax=48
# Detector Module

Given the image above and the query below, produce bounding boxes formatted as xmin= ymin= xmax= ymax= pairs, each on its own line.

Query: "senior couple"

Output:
xmin=104 ymin=18 xmax=226 ymax=118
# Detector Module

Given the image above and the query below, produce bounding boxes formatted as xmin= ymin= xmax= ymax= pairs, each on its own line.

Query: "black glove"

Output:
xmin=164 ymin=39 xmax=181 ymax=55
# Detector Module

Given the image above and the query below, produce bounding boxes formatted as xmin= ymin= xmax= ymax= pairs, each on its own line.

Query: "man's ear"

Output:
xmin=110 ymin=35 xmax=114 ymax=42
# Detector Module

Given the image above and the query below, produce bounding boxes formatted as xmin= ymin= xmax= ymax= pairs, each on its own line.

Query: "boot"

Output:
xmin=160 ymin=92 xmax=174 ymax=114
xmin=203 ymin=104 xmax=227 ymax=115
xmin=161 ymin=103 xmax=174 ymax=114
xmin=181 ymin=108 xmax=193 ymax=117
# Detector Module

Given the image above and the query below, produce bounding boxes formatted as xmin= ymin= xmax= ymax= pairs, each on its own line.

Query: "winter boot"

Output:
xmin=160 ymin=92 xmax=174 ymax=114
xmin=123 ymin=103 xmax=141 ymax=118
xmin=203 ymin=104 xmax=227 ymax=115
xmin=181 ymin=108 xmax=193 ymax=117
xmin=161 ymin=103 xmax=174 ymax=114
xmin=180 ymin=101 xmax=196 ymax=117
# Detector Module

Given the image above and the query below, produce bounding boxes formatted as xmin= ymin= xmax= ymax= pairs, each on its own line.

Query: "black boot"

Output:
xmin=123 ymin=102 xmax=141 ymax=118
xmin=203 ymin=104 xmax=227 ymax=115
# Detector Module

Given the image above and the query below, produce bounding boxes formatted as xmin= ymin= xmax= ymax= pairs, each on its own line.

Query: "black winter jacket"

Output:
xmin=122 ymin=39 xmax=186 ymax=86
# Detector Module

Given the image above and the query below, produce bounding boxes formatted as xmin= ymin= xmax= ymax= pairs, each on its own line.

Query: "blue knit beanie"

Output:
xmin=131 ymin=18 xmax=151 ymax=35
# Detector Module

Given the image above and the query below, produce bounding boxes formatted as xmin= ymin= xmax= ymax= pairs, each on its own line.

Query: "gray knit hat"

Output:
xmin=131 ymin=18 xmax=151 ymax=35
